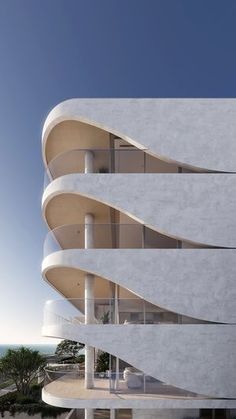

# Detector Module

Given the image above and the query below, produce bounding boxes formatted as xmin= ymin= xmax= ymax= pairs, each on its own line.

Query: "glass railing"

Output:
xmin=44 ymin=367 xmax=101 ymax=385
xmin=43 ymin=148 xmax=181 ymax=188
xmin=44 ymin=365 xmax=203 ymax=399
xmin=110 ymin=369 xmax=162 ymax=394
xmin=43 ymin=298 xmax=206 ymax=328
xmin=43 ymin=223 xmax=178 ymax=257
xmin=109 ymin=367 xmax=202 ymax=397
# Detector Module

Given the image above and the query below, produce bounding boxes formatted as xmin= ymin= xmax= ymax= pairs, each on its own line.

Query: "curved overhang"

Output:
xmin=42 ymin=174 xmax=236 ymax=248
xmin=42 ymin=253 xmax=135 ymax=303
xmin=42 ymin=98 xmax=236 ymax=172
xmin=42 ymin=249 xmax=236 ymax=324
xmin=42 ymin=323 xmax=236 ymax=399
xmin=42 ymin=388 xmax=236 ymax=410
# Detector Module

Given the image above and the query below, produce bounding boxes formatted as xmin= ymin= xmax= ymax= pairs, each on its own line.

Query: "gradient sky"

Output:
xmin=0 ymin=0 xmax=236 ymax=343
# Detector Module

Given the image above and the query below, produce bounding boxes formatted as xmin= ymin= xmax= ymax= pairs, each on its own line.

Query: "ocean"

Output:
xmin=0 ymin=344 xmax=57 ymax=358
xmin=2 ymin=414 xmax=68 ymax=419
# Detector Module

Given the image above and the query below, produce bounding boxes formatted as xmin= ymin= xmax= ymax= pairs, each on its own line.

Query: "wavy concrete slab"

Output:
xmin=42 ymin=99 xmax=236 ymax=172
xmin=43 ymin=174 xmax=236 ymax=247
xmin=43 ymin=323 xmax=236 ymax=399
xmin=42 ymin=249 xmax=236 ymax=324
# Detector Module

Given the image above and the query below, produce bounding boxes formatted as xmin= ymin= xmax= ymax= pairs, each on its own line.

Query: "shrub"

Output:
xmin=29 ymin=383 xmax=41 ymax=400
xmin=0 ymin=386 xmax=70 ymax=417
xmin=15 ymin=395 xmax=36 ymax=405
xmin=96 ymin=351 xmax=109 ymax=372
xmin=77 ymin=354 xmax=85 ymax=364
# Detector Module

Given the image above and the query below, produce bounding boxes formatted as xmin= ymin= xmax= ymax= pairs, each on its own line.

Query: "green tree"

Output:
xmin=55 ymin=340 xmax=84 ymax=359
xmin=100 ymin=311 xmax=109 ymax=324
xmin=96 ymin=351 xmax=109 ymax=372
xmin=0 ymin=347 xmax=45 ymax=395
xmin=95 ymin=312 xmax=110 ymax=372
xmin=94 ymin=312 xmax=110 ymax=373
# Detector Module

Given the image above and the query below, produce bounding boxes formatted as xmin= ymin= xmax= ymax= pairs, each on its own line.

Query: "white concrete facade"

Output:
xmin=41 ymin=99 xmax=236 ymax=418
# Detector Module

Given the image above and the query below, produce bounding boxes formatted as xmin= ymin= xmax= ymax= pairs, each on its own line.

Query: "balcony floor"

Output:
xmin=43 ymin=376 xmax=236 ymax=409
xmin=44 ymin=376 xmax=204 ymax=400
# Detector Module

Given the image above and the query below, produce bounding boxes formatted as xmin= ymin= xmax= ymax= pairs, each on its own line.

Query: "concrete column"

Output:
xmin=110 ymin=409 xmax=116 ymax=419
xmin=85 ymin=150 xmax=94 ymax=174
xmin=85 ymin=214 xmax=95 ymax=325
xmin=85 ymin=409 xmax=94 ymax=419
xmin=114 ymin=284 xmax=119 ymax=391
xmin=85 ymin=213 xmax=94 ymax=249
xmin=84 ymin=342 xmax=94 ymax=389
xmin=85 ymin=213 xmax=95 ymax=391
xmin=85 ymin=274 xmax=95 ymax=324
xmin=84 ymin=151 xmax=95 ymax=419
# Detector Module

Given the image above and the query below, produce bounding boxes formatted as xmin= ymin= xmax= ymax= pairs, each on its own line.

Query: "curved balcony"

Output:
xmin=43 ymin=148 xmax=198 ymax=188
xmin=42 ymin=321 xmax=236 ymax=400
xmin=42 ymin=173 xmax=236 ymax=248
xmin=43 ymin=363 xmax=234 ymax=409
xmin=44 ymin=365 xmax=203 ymax=402
xmin=42 ymin=248 xmax=236 ymax=324
xmin=43 ymin=298 xmax=209 ymax=329
xmin=42 ymin=99 xmax=236 ymax=173
xmin=43 ymin=223 xmax=179 ymax=258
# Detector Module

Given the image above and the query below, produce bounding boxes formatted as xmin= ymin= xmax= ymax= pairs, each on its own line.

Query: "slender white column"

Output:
xmin=85 ymin=273 xmax=95 ymax=325
xmin=114 ymin=284 xmax=119 ymax=391
xmin=85 ymin=150 xmax=94 ymax=174
xmin=85 ymin=213 xmax=95 ymax=391
xmin=85 ymin=342 xmax=94 ymax=389
xmin=84 ymin=151 xmax=95 ymax=419
xmin=85 ymin=213 xmax=94 ymax=249
xmin=85 ymin=409 xmax=94 ymax=419
xmin=110 ymin=409 xmax=116 ymax=419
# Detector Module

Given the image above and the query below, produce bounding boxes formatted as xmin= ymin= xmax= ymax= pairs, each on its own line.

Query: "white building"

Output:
xmin=41 ymin=99 xmax=236 ymax=419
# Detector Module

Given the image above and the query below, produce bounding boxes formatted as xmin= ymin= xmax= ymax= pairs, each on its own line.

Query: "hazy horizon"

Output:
xmin=0 ymin=342 xmax=59 ymax=345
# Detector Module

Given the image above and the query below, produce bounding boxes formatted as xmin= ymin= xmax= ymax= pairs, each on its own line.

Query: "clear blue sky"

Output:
xmin=0 ymin=0 xmax=236 ymax=343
